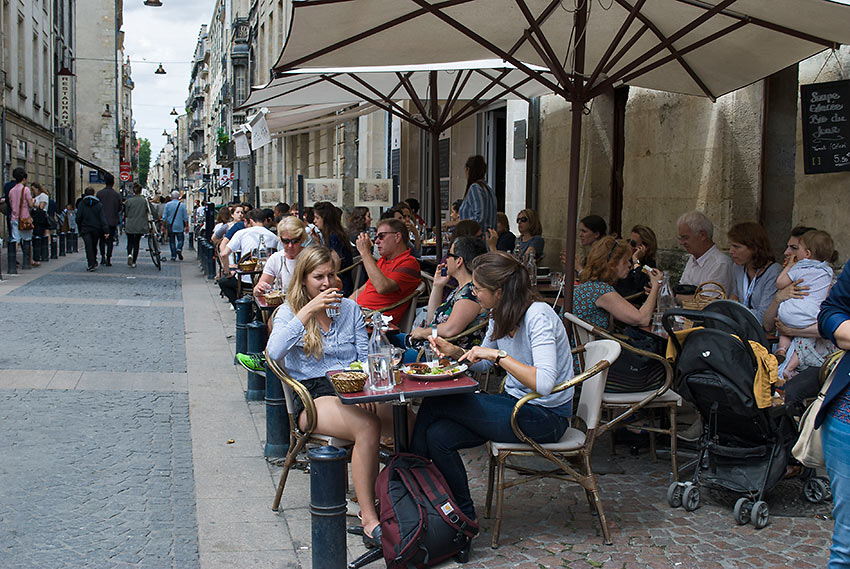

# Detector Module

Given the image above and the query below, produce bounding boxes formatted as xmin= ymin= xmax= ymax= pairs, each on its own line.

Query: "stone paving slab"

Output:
xmin=0 ymin=302 xmax=186 ymax=372
xmin=0 ymin=389 xmax=199 ymax=569
xmin=56 ymin=257 xmax=184 ymax=278
xmin=8 ymin=272 xmax=183 ymax=301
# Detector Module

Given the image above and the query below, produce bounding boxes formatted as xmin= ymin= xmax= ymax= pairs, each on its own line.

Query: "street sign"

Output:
xmin=119 ymin=161 xmax=131 ymax=182
xmin=219 ymin=168 xmax=231 ymax=184
xmin=230 ymin=171 xmax=235 ymax=181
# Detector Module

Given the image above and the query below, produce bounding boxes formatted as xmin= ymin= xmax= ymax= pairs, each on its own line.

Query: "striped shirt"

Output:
xmin=458 ymin=182 xmax=497 ymax=232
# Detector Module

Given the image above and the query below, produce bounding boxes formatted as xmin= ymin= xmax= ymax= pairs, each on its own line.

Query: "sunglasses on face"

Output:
xmin=445 ymin=252 xmax=460 ymax=260
xmin=516 ymin=216 xmax=528 ymax=223
xmin=375 ymin=231 xmax=400 ymax=241
xmin=628 ymin=239 xmax=638 ymax=248
xmin=280 ymin=238 xmax=301 ymax=245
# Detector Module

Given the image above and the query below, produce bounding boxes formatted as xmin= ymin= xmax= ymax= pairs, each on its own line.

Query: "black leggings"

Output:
xmin=126 ymin=233 xmax=143 ymax=262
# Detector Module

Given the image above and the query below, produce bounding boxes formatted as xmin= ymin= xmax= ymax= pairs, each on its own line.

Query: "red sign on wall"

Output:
xmin=119 ymin=161 xmax=131 ymax=182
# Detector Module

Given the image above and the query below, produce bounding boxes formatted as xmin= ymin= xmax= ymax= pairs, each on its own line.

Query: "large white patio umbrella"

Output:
xmin=242 ymin=59 xmax=557 ymax=254
xmin=271 ymin=0 xmax=850 ymax=309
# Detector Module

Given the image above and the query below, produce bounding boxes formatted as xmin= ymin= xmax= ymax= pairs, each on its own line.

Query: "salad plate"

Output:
xmin=401 ymin=361 xmax=468 ymax=381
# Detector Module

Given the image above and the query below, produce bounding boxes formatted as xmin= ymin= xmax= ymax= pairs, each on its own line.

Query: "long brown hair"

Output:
xmin=470 ymin=251 xmax=542 ymax=340
xmin=579 ymin=236 xmax=631 ymax=284
xmin=463 ymin=155 xmax=487 ymax=198
xmin=286 ymin=247 xmax=336 ymax=360
xmin=727 ymin=222 xmax=775 ymax=269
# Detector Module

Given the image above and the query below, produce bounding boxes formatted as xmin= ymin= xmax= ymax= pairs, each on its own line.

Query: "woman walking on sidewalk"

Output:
xmin=124 ymin=183 xmax=150 ymax=267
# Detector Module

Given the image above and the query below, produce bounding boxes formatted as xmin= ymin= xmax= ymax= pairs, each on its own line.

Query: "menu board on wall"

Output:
xmin=801 ymin=79 xmax=850 ymax=175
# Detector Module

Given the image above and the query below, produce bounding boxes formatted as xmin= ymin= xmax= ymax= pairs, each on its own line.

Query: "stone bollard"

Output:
xmin=264 ymin=362 xmax=289 ymax=458
xmin=50 ymin=234 xmax=58 ymax=259
xmin=309 ymin=446 xmax=348 ymax=569
xmin=6 ymin=242 xmax=17 ymax=275
xmin=59 ymin=233 xmax=66 ymax=256
xmin=234 ymin=296 xmax=253 ymax=365
xmin=73 ymin=231 xmax=79 ymax=253
xmin=41 ymin=236 xmax=50 ymax=263
xmin=245 ymin=319 xmax=267 ymax=401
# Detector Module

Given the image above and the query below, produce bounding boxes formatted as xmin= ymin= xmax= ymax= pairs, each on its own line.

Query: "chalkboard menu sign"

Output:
xmin=801 ymin=79 xmax=850 ymax=175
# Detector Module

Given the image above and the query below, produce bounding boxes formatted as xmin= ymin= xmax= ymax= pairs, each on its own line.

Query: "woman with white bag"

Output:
xmin=816 ymin=258 xmax=850 ymax=568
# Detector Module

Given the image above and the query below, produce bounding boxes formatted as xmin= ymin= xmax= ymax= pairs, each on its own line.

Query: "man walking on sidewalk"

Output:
xmin=77 ymin=187 xmax=109 ymax=272
xmin=96 ymin=173 xmax=122 ymax=266
xmin=163 ymin=191 xmax=189 ymax=261
xmin=124 ymin=183 xmax=151 ymax=267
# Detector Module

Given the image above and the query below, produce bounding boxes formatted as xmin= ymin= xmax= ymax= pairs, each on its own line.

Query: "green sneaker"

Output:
xmin=236 ymin=352 xmax=266 ymax=372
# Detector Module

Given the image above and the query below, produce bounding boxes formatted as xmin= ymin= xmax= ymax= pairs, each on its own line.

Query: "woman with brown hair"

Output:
xmin=727 ymin=221 xmax=782 ymax=325
xmin=413 ymin=251 xmax=575 ymax=522
xmin=573 ymin=235 xmax=662 ymax=330
xmin=457 ymin=154 xmax=496 ymax=232
xmin=347 ymin=206 xmax=374 ymax=243
xmin=515 ymin=207 xmax=544 ymax=260
xmin=614 ymin=224 xmax=659 ymax=298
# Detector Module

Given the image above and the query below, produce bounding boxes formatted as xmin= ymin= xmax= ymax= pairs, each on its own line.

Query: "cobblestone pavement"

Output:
xmin=0 ymin=254 xmax=199 ymax=569
xmin=0 ymin=390 xmax=198 ymax=569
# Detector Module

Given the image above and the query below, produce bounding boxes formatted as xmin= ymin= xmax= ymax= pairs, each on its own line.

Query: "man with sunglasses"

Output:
xmin=353 ymin=217 xmax=422 ymax=323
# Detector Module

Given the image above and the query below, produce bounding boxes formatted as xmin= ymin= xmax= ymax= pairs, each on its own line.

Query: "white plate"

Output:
xmin=401 ymin=362 xmax=468 ymax=380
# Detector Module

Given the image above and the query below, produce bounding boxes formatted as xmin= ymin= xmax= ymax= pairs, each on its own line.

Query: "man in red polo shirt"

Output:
xmin=353 ymin=217 xmax=421 ymax=323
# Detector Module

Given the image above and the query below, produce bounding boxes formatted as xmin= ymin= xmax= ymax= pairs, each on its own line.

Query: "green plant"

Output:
xmin=217 ymin=127 xmax=230 ymax=147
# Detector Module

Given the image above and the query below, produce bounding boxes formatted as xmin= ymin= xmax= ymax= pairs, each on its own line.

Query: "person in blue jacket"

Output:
xmin=817 ymin=259 xmax=850 ymax=568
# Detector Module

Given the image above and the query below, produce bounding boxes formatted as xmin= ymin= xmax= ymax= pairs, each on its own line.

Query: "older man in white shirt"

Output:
xmin=676 ymin=210 xmax=733 ymax=300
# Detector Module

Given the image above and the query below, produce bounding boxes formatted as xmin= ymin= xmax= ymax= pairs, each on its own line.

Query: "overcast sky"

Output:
xmin=123 ymin=0 xmax=214 ymax=160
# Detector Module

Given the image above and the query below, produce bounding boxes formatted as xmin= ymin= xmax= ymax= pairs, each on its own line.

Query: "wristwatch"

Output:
xmin=494 ymin=350 xmax=508 ymax=367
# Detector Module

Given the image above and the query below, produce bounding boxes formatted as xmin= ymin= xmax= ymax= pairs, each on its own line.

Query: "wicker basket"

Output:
xmin=330 ymin=371 xmax=368 ymax=393
xmin=238 ymin=258 xmax=258 ymax=272
xmin=681 ymin=281 xmax=727 ymax=311
xmin=264 ymin=291 xmax=284 ymax=306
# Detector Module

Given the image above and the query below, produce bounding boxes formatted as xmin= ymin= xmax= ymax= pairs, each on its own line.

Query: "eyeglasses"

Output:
xmin=280 ymin=238 xmax=301 ymax=245
xmin=445 ymin=252 xmax=460 ymax=260
xmin=375 ymin=231 xmax=400 ymax=241
xmin=516 ymin=216 xmax=528 ymax=223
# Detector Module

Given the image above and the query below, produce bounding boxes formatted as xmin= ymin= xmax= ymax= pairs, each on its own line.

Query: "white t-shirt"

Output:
xmin=679 ymin=244 xmax=734 ymax=295
xmin=34 ymin=193 xmax=49 ymax=209
xmin=263 ymin=251 xmax=298 ymax=292
xmin=228 ymin=226 xmax=280 ymax=257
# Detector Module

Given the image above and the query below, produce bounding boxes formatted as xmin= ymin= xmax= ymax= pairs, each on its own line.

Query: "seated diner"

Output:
xmin=253 ymin=216 xmax=307 ymax=297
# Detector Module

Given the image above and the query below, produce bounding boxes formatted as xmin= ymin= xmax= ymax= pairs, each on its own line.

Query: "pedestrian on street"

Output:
xmin=96 ymin=173 xmax=122 ymax=266
xmin=163 ymin=191 xmax=189 ymax=261
xmin=76 ymin=187 xmax=109 ymax=272
xmin=7 ymin=167 xmax=37 ymax=269
xmin=124 ymin=183 xmax=151 ymax=268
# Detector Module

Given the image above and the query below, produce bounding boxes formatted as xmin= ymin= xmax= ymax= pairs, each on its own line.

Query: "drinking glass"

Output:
xmin=390 ymin=347 xmax=405 ymax=384
xmin=367 ymin=353 xmax=393 ymax=391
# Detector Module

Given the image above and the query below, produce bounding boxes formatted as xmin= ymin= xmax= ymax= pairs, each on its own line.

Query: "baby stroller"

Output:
xmin=662 ymin=301 xmax=820 ymax=528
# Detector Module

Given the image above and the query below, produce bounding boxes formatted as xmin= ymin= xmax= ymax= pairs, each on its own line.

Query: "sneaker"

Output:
xmin=105 ymin=258 xmax=112 ymax=266
xmin=87 ymin=265 xmax=97 ymax=272
xmin=177 ymin=250 xmax=183 ymax=260
xmin=676 ymin=417 xmax=704 ymax=442
xmin=128 ymin=255 xmax=133 ymax=266
xmin=236 ymin=353 xmax=267 ymax=372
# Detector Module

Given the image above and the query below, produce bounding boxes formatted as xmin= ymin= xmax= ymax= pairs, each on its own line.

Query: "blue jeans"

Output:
xmin=168 ymin=231 xmax=185 ymax=259
xmin=823 ymin=413 xmax=850 ymax=568
xmin=411 ymin=391 xmax=571 ymax=519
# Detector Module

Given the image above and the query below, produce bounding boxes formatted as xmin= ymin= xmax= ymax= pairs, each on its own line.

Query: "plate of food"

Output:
xmin=401 ymin=359 xmax=468 ymax=381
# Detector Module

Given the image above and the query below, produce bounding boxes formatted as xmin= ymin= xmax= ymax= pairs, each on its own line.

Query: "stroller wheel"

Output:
xmin=682 ymin=485 xmax=701 ymax=512
xmin=804 ymin=477 xmax=830 ymax=504
xmin=750 ymin=500 xmax=769 ymax=529
xmin=667 ymin=482 xmax=684 ymax=508
xmin=733 ymin=497 xmax=753 ymax=525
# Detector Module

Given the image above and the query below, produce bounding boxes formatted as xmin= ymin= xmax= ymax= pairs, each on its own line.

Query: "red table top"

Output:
xmin=328 ymin=371 xmax=478 ymax=404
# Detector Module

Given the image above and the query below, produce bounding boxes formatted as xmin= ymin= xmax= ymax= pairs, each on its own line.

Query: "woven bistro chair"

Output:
xmin=264 ymin=306 xmax=354 ymax=511
xmin=484 ymin=339 xmax=621 ymax=547
xmin=562 ymin=311 xmax=682 ymax=481
xmin=338 ymin=255 xmax=365 ymax=290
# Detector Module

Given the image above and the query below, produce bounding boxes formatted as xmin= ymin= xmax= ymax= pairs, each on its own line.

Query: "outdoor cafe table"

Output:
xmin=328 ymin=371 xmax=479 ymax=452
xmin=254 ymin=294 xmax=280 ymax=323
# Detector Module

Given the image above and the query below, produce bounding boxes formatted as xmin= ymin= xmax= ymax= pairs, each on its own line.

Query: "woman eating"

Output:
xmin=395 ymin=237 xmax=488 ymax=361
xmin=412 ymin=251 xmax=574 ymax=522
xmin=727 ymin=221 xmax=781 ymax=325
xmin=266 ymin=247 xmax=384 ymax=545
xmin=573 ymin=236 xmax=662 ymax=330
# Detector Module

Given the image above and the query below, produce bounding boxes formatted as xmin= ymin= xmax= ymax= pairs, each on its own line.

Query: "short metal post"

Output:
xmin=206 ymin=242 xmax=217 ymax=279
xmin=6 ymin=241 xmax=16 ymax=275
xmin=188 ymin=230 xmax=194 ymax=250
xmin=73 ymin=231 xmax=79 ymax=252
xmin=235 ymin=296 xmax=253 ymax=365
xmin=264 ymin=363 xmax=289 ymax=458
xmin=309 ymin=446 xmax=348 ymax=569
xmin=32 ymin=236 xmax=41 ymax=262
xmin=245 ymin=319 xmax=267 ymax=401
xmin=58 ymin=233 xmax=66 ymax=256
xmin=42 ymin=236 xmax=49 ymax=262
xmin=50 ymin=234 xmax=58 ymax=259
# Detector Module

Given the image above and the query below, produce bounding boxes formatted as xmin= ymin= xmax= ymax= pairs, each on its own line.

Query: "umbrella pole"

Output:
xmin=430 ymin=71 xmax=443 ymax=257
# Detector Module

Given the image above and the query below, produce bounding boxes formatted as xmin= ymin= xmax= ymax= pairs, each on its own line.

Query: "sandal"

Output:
xmin=362 ymin=524 xmax=382 ymax=549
